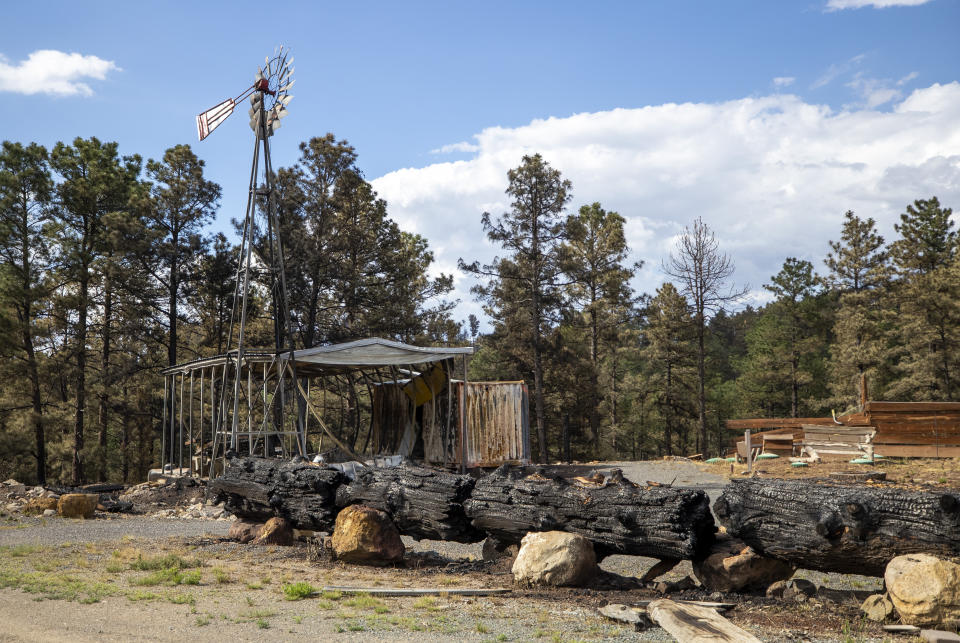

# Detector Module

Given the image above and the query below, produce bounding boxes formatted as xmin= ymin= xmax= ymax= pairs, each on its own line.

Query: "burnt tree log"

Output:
xmin=463 ymin=465 xmax=715 ymax=560
xmin=207 ymin=456 xmax=346 ymax=532
xmin=335 ymin=465 xmax=480 ymax=542
xmin=715 ymin=478 xmax=960 ymax=576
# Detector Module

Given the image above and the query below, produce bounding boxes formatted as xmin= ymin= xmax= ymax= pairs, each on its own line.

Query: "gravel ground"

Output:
xmin=0 ymin=514 xmax=232 ymax=547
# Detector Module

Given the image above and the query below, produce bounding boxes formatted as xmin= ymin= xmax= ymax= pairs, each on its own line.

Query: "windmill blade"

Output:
xmin=280 ymin=95 xmax=293 ymax=106
xmin=196 ymin=98 xmax=235 ymax=141
xmin=279 ymin=79 xmax=295 ymax=91
xmin=275 ymin=105 xmax=289 ymax=119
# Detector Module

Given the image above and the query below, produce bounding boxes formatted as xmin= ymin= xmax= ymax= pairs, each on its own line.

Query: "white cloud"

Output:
xmin=812 ymin=54 xmax=866 ymax=89
xmin=773 ymin=77 xmax=795 ymax=88
xmin=826 ymin=0 xmax=935 ymax=9
xmin=371 ymin=83 xmax=960 ymax=324
xmin=431 ymin=141 xmax=480 ymax=154
xmin=0 ymin=49 xmax=119 ymax=96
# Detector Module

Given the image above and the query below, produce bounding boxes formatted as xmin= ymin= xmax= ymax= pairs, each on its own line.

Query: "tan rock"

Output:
xmin=21 ymin=497 xmax=58 ymax=516
xmin=692 ymin=535 xmax=794 ymax=593
xmin=252 ymin=517 xmax=293 ymax=546
xmin=57 ymin=494 xmax=98 ymax=519
xmin=861 ymin=593 xmax=895 ymax=622
xmin=512 ymin=531 xmax=597 ymax=587
xmin=885 ymin=554 xmax=960 ymax=627
xmin=228 ymin=519 xmax=263 ymax=543
xmin=331 ymin=505 xmax=404 ymax=565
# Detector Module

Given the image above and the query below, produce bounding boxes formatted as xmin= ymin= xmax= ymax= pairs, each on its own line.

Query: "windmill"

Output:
xmin=194 ymin=47 xmax=304 ymax=461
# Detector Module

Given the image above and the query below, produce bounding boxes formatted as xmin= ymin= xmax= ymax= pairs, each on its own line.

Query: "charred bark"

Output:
xmin=207 ymin=456 xmax=346 ymax=531
xmin=463 ymin=465 xmax=715 ymax=560
xmin=336 ymin=465 xmax=480 ymax=542
xmin=715 ymin=478 xmax=960 ymax=576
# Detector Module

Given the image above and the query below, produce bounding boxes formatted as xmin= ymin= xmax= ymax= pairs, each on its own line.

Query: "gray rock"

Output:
xmin=861 ymin=593 xmax=895 ymax=622
xmin=512 ymin=531 xmax=597 ymax=587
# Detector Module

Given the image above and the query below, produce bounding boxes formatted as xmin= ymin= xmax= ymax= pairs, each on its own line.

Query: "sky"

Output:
xmin=2 ymin=0 xmax=959 ymax=330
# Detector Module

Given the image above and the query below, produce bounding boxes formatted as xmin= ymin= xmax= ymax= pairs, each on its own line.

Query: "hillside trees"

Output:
xmin=0 ymin=142 xmax=55 ymax=484
xmin=460 ymin=154 xmax=571 ymax=463
xmin=51 ymin=137 xmax=142 ymax=485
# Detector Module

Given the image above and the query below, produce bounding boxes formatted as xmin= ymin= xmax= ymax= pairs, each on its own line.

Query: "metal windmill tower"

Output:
xmin=195 ymin=48 xmax=304 ymax=459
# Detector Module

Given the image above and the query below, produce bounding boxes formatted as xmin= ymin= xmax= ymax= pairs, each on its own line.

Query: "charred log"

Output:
xmin=463 ymin=465 xmax=715 ymax=560
xmin=335 ymin=465 xmax=480 ymax=542
xmin=207 ymin=456 xmax=346 ymax=531
xmin=715 ymin=478 xmax=960 ymax=576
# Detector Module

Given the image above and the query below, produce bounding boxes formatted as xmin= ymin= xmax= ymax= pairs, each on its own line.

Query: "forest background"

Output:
xmin=0 ymin=133 xmax=956 ymax=485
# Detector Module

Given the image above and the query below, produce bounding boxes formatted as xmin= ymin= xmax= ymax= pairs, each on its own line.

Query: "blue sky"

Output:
xmin=2 ymin=0 xmax=959 ymax=327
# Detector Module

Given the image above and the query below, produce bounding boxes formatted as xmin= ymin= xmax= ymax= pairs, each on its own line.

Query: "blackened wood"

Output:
xmin=335 ymin=464 xmax=480 ymax=542
xmin=463 ymin=465 xmax=715 ymax=560
xmin=715 ymin=478 xmax=960 ymax=576
xmin=207 ymin=456 xmax=346 ymax=531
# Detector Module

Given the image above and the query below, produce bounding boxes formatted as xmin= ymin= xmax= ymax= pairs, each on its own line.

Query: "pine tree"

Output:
xmin=641 ymin=283 xmax=697 ymax=455
xmin=824 ymin=210 xmax=892 ymax=408
xmin=0 ymin=141 xmax=54 ymax=484
xmin=460 ymin=154 xmax=571 ymax=463
xmin=887 ymin=197 xmax=959 ymax=400
xmin=560 ymin=203 xmax=639 ymax=450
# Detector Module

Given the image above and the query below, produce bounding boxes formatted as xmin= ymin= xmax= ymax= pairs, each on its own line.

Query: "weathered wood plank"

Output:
xmin=647 ymin=599 xmax=761 ymax=643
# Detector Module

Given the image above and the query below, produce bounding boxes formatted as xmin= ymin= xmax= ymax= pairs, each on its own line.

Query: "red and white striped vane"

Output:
xmin=196 ymin=46 xmax=294 ymax=141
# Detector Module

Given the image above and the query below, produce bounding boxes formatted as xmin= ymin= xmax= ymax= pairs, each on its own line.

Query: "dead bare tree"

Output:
xmin=663 ymin=218 xmax=746 ymax=456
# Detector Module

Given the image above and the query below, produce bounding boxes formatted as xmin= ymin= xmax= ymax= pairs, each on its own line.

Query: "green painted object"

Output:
xmin=850 ymin=458 xmax=874 ymax=464
xmin=725 ymin=457 xmax=737 ymax=462
xmin=791 ymin=461 xmax=809 ymax=467
xmin=705 ymin=457 xmax=725 ymax=464
xmin=755 ymin=453 xmax=779 ymax=460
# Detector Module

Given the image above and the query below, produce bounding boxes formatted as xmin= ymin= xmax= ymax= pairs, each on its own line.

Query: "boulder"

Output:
xmin=228 ymin=519 xmax=263 ymax=543
xmin=57 ymin=493 xmax=98 ymax=519
xmin=252 ymin=517 xmax=293 ymax=546
xmin=692 ymin=535 xmax=794 ymax=593
xmin=42 ymin=509 xmax=56 ymax=517
xmin=331 ymin=505 xmax=404 ymax=565
xmin=861 ymin=593 xmax=895 ymax=622
xmin=482 ymin=536 xmax=519 ymax=564
xmin=22 ymin=497 xmax=58 ymax=516
xmin=886 ymin=554 xmax=960 ymax=627
xmin=512 ymin=531 xmax=597 ymax=587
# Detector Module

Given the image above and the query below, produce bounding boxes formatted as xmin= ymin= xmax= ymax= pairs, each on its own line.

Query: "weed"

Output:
xmin=195 ymin=614 xmax=211 ymax=627
xmin=256 ymin=619 xmax=270 ymax=629
xmin=344 ymin=593 xmax=384 ymax=610
xmin=292 ymin=615 xmax=303 ymax=624
xmin=105 ymin=561 xmax=125 ymax=573
xmin=211 ymin=566 xmax=232 ymax=584
xmin=132 ymin=566 xmax=200 ymax=587
xmin=127 ymin=590 xmax=160 ymax=602
xmin=476 ymin=621 xmax=490 ymax=633
xmin=282 ymin=581 xmax=316 ymax=600
xmin=317 ymin=599 xmax=336 ymax=610
xmin=130 ymin=554 xmax=198 ymax=571
xmin=413 ymin=596 xmax=439 ymax=611
xmin=320 ymin=589 xmax=342 ymax=600
xmin=246 ymin=581 xmax=262 ymax=590
xmin=245 ymin=596 xmax=255 ymax=607
xmin=168 ymin=593 xmax=195 ymax=605
xmin=496 ymin=635 xmax=509 ymax=642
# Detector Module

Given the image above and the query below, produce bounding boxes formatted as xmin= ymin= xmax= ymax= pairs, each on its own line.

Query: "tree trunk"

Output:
xmin=696 ymin=317 xmax=708 ymax=456
xmin=715 ymin=478 xmax=960 ymax=576
xmin=207 ymin=456 xmax=347 ymax=532
xmin=98 ymin=269 xmax=112 ymax=482
xmin=22 ymin=304 xmax=44 ymax=485
xmin=335 ymin=464 xmax=479 ymax=542
xmin=73 ymin=270 xmax=89 ymax=486
xmin=464 ymin=465 xmax=715 ymax=560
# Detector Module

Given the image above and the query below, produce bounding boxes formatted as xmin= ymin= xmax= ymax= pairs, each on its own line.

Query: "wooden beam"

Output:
xmin=647 ymin=599 xmax=761 ymax=643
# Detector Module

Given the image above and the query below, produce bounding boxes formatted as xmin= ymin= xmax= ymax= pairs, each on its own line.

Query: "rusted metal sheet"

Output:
xmin=456 ymin=381 xmax=530 ymax=468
